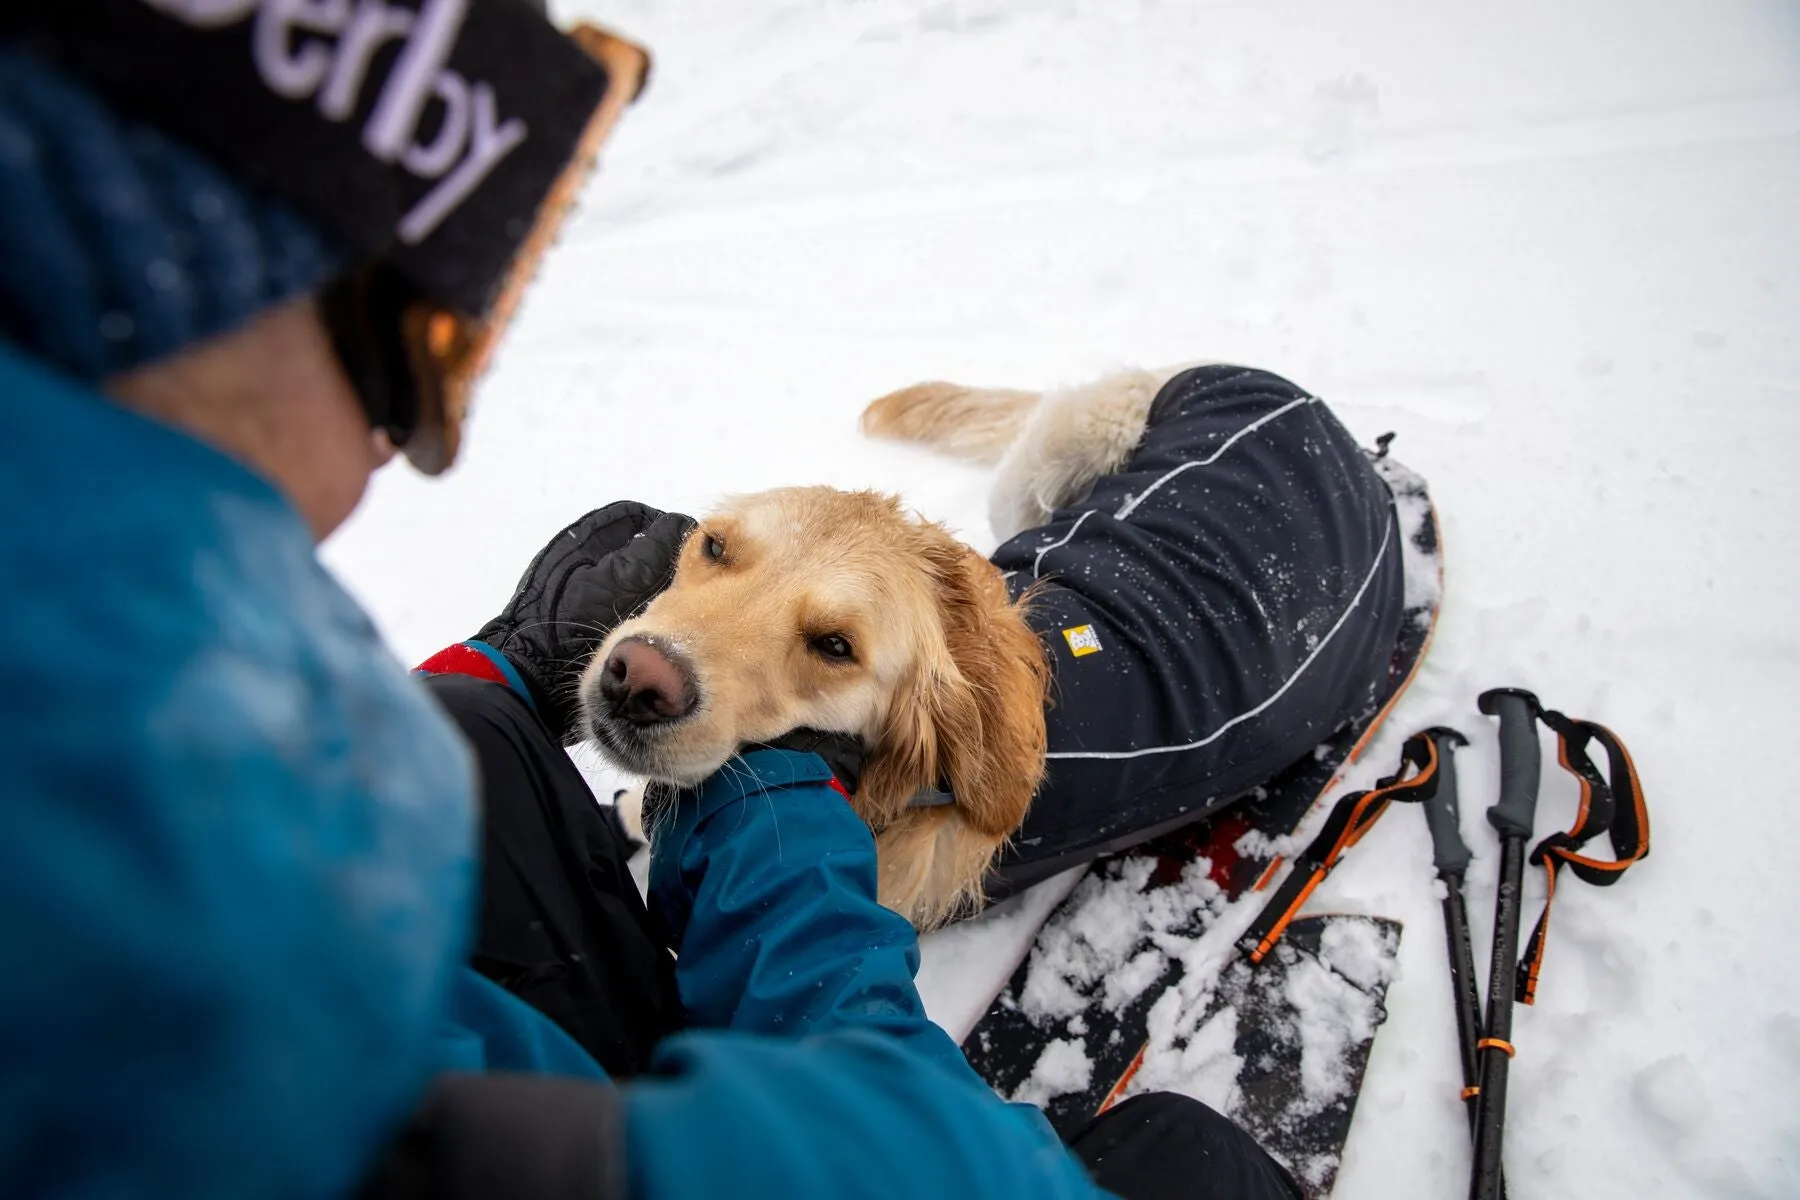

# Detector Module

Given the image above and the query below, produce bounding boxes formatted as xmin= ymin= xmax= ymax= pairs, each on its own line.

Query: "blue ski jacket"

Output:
xmin=0 ymin=343 xmax=1101 ymax=1199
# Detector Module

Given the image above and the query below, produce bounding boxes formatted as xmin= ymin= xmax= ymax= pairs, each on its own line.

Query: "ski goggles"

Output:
xmin=13 ymin=0 xmax=649 ymax=474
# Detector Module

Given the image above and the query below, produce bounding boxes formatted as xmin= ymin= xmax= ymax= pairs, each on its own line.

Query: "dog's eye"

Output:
xmin=811 ymin=634 xmax=854 ymax=662
xmin=701 ymin=534 xmax=725 ymax=561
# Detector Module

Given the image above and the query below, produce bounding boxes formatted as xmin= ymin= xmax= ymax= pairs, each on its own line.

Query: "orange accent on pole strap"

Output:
xmin=1096 ymin=1044 xmax=1149 ymax=1115
xmin=1237 ymin=732 xmax=1444 ymax=963
xmin=1477 ymin=1038 xmax=1516 ymax=1058
xmin=1516 ymin=713 xmax=1651 ymax=1005
xmin=1247 ymin=867 xmax=1325 ymax=963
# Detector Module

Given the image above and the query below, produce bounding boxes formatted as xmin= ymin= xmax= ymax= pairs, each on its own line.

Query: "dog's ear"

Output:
xmin=854 ymin=524 xmax=1048 ymax=927
xmin=927 ymin=534 xmax=1050 ymax=838
xmin=862 ymin=526 xmax=1048 ymax=838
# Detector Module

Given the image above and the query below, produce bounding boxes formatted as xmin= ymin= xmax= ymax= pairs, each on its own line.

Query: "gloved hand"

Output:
xmin=475 ymin=501 xmax=695 ymax=743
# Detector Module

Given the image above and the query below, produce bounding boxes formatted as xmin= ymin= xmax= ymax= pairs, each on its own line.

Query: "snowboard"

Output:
xmin=961 ymin=454 xmax=1439 ymax=1196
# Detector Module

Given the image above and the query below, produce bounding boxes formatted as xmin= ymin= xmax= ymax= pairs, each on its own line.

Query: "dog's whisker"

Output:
xmin=503 ymin=617 xmax=621 ymax=640
xmin=761 ymin=788 xmax=783 ymax=864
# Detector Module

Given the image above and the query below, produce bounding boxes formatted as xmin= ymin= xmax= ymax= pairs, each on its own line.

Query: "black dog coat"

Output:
xmin=991 ymin=366 xmax=1406 ymax=895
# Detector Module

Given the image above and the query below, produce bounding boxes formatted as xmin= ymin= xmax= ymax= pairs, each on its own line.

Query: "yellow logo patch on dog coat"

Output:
xmin=1062 ymin=624 xmax=1103 ymax=657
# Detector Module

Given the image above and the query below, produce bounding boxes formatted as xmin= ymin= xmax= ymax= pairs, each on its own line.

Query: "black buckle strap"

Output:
xmin=749 ymin=729 xmax=868 ymax=796
xmin=318 ymin=264 xmax=426 ymax=448
xmin=1238 ymin=730 xmax=1445 ymax=963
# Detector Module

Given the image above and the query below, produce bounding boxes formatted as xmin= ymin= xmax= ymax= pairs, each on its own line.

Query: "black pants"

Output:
xmin=429 ymin=672 xmax=682 ymax=1079
xmin=1058 ymin=1095 xmax=1302 ymax=1200
xmin=427 ymin=672 xmax=1300 ymax=1200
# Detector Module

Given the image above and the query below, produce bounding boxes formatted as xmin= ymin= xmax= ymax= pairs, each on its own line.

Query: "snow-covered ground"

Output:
xmin=325 ymin=2 xmax=1800 ymax=1195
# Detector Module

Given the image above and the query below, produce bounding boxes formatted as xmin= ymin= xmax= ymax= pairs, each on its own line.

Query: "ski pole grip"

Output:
xmin=1421 ymin=727 xmax=1472 ymax=875
xmin=1479 ymin=688 xmax=1542 ymax=839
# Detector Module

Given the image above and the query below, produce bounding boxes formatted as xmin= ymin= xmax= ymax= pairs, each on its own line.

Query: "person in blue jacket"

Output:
xmin=0 ymin=9 xmax=1307 ymax=1200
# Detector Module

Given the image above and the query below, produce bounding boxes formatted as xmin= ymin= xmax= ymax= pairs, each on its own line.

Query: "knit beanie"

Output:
xmin=4 ymin=2 xmax=650 ymax=473
xmin=0 ymin=43 xmax=343 ymax=383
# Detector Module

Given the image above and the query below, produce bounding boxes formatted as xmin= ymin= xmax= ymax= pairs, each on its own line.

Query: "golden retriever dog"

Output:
xmin=581 ymin=486 xmax=1049 ymax=929
xmin=587 ymin=363 xmax=1413 ymax=932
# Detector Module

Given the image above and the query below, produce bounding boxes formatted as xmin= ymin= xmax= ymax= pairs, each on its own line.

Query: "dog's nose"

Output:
xmin=599 ymin=637 xmax=697 ymax=725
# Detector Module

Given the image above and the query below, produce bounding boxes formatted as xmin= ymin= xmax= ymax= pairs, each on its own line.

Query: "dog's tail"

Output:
xmin=861 ymin=382 xmax=1040 ymax=465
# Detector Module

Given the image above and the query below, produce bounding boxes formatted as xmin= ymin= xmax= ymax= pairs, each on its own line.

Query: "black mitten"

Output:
xmin=475 ymin=502 xmax=695 ymax=743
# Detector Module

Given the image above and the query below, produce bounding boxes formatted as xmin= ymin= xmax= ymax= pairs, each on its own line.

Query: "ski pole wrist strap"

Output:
xmin=1235 ymin=704 xmax=1651 ymax=995
xmin=1515 ymin=708 xmax=1651 ymax=1004
xmin=1238 ymin=729 xmax=1448 ymax=963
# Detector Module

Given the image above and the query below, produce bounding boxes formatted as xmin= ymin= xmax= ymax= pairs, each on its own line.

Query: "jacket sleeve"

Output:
xmin=632 ymin=749 xmax=1103 ymax=1200
xmin=647 ymin=749 xmax=970 ymax=1073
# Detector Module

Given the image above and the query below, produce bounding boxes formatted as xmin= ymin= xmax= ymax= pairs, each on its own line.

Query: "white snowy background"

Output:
xmin=325 ymin=1 xmax=1800 ymax=1195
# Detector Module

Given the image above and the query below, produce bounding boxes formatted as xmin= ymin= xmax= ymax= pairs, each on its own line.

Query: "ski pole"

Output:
xmin=1469 ymin=689 xmax=1543 ymax=1200
xmin=1417 ymin=728 xmax=1482 ymax=1129
xmin=1420 ymin=727 xmax=1511 ymax=1200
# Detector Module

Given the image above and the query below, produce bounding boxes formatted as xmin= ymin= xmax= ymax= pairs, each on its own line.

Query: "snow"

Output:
xmin=1147 ymin=999 xmax=1245 ymax=1116
xmin=1279 ymin=927 xmax=1392 ymax=1113
xmin=1012 ymin=1035 xmax=1095 ymax=1109
xmin=1002 ymin=856 xmax=1203 ymax=1026
xmin=1316 ymin=913 xmax=1396 ymax=994
xmin=1373 ymin=455 xmax=1442 ymax=616
xmin=322 ymin=1 xmax=1800 ymax=1196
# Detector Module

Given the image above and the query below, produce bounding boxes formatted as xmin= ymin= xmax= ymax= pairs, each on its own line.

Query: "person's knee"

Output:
xmin=1094 ymin=1091 xmax=1255 ymax=1158
xmin=1061 ymin=1091 xmax=1303 ymax=1200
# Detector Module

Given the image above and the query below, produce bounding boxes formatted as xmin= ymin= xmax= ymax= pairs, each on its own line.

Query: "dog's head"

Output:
xmin=581 ymin=486 xmax=1048 ymax=922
